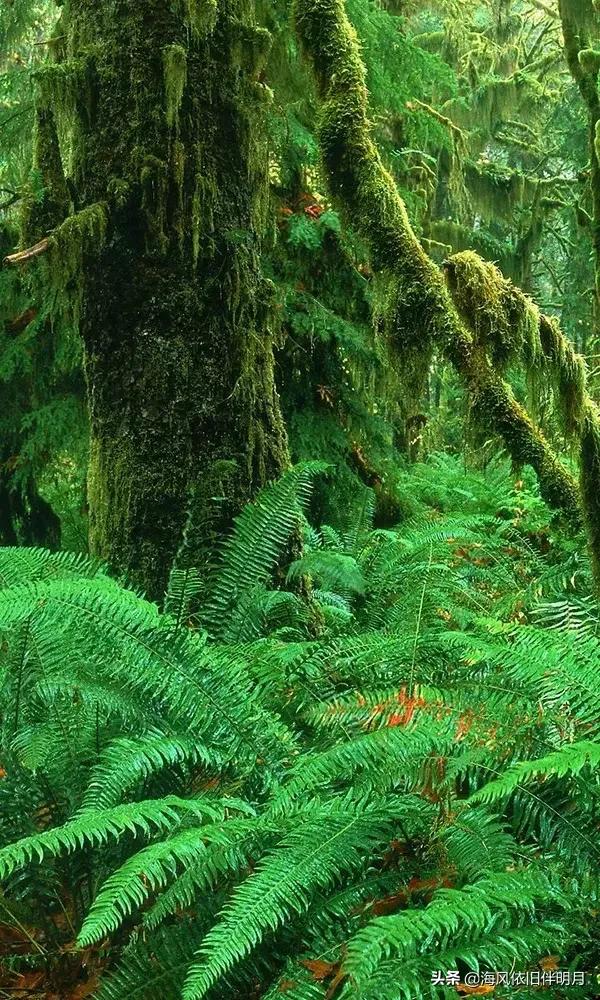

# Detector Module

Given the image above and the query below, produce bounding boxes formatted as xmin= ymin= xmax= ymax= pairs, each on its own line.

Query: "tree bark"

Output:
xmin=557 ymin=0 xmax=600 ymax=338
xmin=37 ymin=0 xmax=288 ymax=600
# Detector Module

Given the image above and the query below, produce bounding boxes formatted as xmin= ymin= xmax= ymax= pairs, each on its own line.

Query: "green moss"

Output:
xmin=468 ymin=361 xmax=581 ymax=523
xmin=232 ymin=25 xmax=272 ymax=77
xmin=538 ymin=315 xmax=587 ymax=436
xmin=581 ymin=402 xmax=600 ymax=586
xmin=447 ymin=254 xmax=588 ymax=441
xmin=55 ymin=0 xmax=289 ymax=597
xmin=22 ymin=107 xmax=70 ymax=244
xmin=34 ymin=58 xmax=93 ymax=175
xmin=140 ymin=156 xmax=169 ymax=254
xmin=181 ymin=0 xmax=217 ymax=36
xmin=295 ymin=0 xmax=582 ymax=522
xmin=48 ymin=204 xmax=108 ymax=321
xmin=445 ymin=251 xmax=540 ymax=370
xmin=465 ymin=161 xmax=537 ymax=225
xmin=107 ymin=178 xmax=131 ymax=210
xmin=578 ymin=47 xmax=600 ymax=76
xmin=162 ymin=44 xmax=187 ymax=130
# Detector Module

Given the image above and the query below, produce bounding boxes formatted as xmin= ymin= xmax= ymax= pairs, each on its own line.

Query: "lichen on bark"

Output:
xmin=30 ymin=0 xmax=288 ymax=600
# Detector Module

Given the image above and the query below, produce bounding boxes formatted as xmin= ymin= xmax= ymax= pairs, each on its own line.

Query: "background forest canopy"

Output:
xmin=4 ymin=0 xmax=600 ymax=999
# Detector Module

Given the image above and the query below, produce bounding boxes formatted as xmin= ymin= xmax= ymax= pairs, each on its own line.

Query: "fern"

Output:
xmin=1 ymin=460 xmax=599 ymax=998
xmin=0 ymin=797 xmax=243 ymax=880
xmin=200 ymin=462 xmax=328 ymax=640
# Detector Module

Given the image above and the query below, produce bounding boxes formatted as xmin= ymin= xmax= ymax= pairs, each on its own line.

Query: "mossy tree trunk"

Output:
xmin=558 ymin=0 xmax=600 ymax=338
xmin=33 ymin=0 xmax=288 ymax=599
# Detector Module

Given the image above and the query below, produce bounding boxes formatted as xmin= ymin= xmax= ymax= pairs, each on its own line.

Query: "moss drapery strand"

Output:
xmin=292 ymin=0 xmax=600 ymax=581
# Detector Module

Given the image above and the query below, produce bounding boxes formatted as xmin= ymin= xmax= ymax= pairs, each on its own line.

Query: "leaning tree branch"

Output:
xmin=528 ymin=0 xmax=560 ymax=20
xmin=294 ymin=0 xmax=589 ymax=543
xmin=3 ymin=238 xmax=50 ymax=267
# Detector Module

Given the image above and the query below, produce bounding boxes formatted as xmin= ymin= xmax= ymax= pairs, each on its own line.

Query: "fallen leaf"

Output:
xmin=300 ymin=958 xmax=339 ymax=981
xmin=539 ymin=955 xmax=560 ymax=971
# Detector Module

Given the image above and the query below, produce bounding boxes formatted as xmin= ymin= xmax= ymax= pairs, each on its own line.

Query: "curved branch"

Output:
xmin=294 ymin=0 xmax=582 ymax=529
xmin=3 ymin=239 xmax=50 ymax=267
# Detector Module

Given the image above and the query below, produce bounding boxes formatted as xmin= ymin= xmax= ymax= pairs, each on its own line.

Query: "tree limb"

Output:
xmin=295 ymin=0 xmax=582 ymax=529
xmin=3 ymin=239 xmax=50 ymax=266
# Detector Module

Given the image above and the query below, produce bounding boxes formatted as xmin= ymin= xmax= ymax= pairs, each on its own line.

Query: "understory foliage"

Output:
xmin=3 ymin=0 xmax=600 ymax=997
xmin=1 ymin=460 xmax=599 ymax=998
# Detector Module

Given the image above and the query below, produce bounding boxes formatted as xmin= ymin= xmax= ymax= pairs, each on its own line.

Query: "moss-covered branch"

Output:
xmin=294 ymin=0 xmax=581 ymax=528
xmin=447 ymin=250 xmax=600 ymax=579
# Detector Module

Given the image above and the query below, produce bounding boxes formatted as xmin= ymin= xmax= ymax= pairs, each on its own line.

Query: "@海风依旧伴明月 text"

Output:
xmin=431 ymin=969 xmax=590 ymax=989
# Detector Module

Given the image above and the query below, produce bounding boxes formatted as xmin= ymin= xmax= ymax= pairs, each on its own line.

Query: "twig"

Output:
xmin=34 ymin=34 xmax=66 ymax=46
xmin=528 ymin=0 xmax=559 ymax=19
xmin=3 ymin=238 xmax=50 ymax=266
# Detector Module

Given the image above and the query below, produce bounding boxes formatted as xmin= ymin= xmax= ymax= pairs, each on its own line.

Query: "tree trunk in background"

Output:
xmin=558 ymin=0 xmax=600 ymax=340
xmin=41 ymin=0 xmax=288 ymax=600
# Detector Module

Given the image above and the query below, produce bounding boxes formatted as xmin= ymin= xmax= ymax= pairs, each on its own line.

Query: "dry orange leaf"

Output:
xmin=539 ymin=955 xmax=560 ymax=971
xmin=300 ymin=958 xmax=339 ymax=981
xmin=68 ymin=977 xmax=101 ymax=999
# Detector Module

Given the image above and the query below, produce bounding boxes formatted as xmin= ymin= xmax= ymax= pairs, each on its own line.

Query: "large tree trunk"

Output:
xmin=36 ymin=0 xmax=288 ymax=599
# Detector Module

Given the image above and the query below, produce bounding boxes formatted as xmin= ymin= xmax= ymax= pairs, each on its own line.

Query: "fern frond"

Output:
xmin=0 ymin=796 xmax=243 ymax=880
xmin=343 ymin=870 xmax=569 ymax=990
xmin=470 ymin=741 xmax=600 ymax=804
xmin=181 ymin=795 xmax=423 ymax=1000
xmin=77 ymin=813 xmax=270 ymax=947
xmin=81 ymin=732 xmax=220 ymax=811
xmin=201 ymin=462 xmax=329 ymax=641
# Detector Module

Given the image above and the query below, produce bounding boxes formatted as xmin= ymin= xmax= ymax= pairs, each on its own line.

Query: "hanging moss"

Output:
xmin=232 ymin=25 xmax=272 ymax=77
xmin=295 ymin=0 xmax=581 ymax=524
xmin=140 ymin=155 xmax=169 ymax=254
xmin=578 ymin=47 xmax=600 ymax=75
xmin=106 ymin=177 xmax=131 ymax=210
xmin=181 ymin=0 xmax=218 ymax=36
xmin=468 ymin=361 xmax=581 ymax=519
xmin=34 ymin=61 xmax=87 ymax=120
xmin=412 ymin=30 xmax=445 ymax=52
xmin=465 ymin=161 xmax=535 ymax=224
xmin=48 ymin=204 xmax=108 ymax=325
xmin=21 ymin=107 xmax=70 ymax=244
xmin=538 ymin=315 xmax=587 ymax=436
xmin=34 ymin=58 xmax=93 ymax=176
xmin=594 ymin=119 xmax=600 ymax=166
xmin=162 ymin=44 xmax=187 ymax=130
xmin=445 ymin=251 xmax=540 ymax=370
